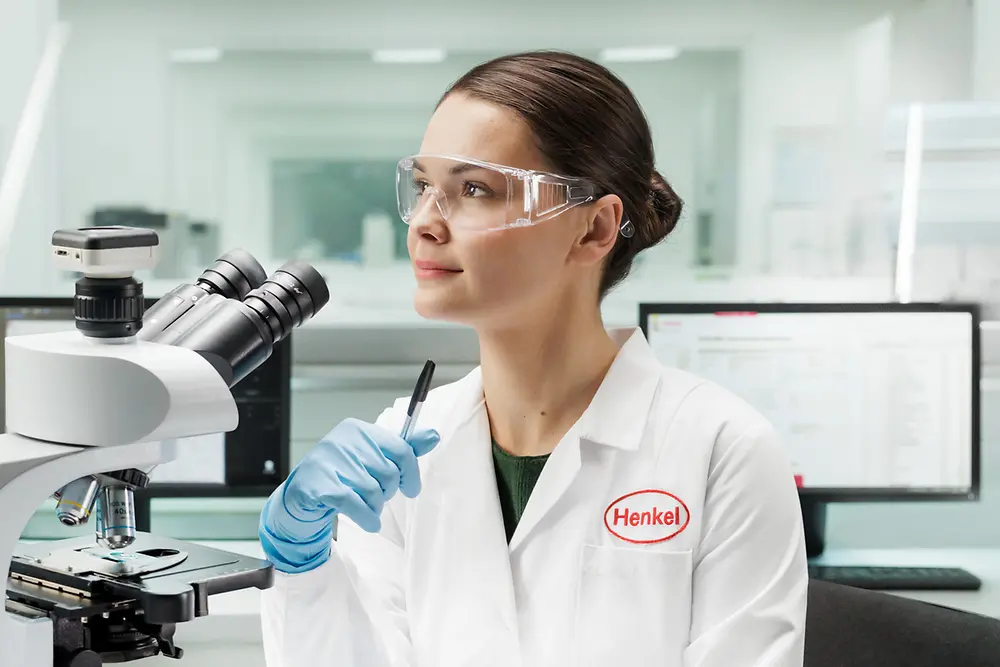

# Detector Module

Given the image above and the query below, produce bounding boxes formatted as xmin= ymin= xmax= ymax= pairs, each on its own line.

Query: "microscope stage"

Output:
xmin=7 ymin=533 xmax=273 ymax=625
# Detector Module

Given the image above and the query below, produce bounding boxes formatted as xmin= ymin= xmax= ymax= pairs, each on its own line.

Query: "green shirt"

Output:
xmin=492 ymin=439 xmax=550 ymax=543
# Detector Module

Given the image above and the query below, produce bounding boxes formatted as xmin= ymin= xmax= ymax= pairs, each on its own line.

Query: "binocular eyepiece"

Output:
xmin=141 ymin=253 xmax=328 ymax=387
xmin=50 ymin=226 xmax=332 ymax=548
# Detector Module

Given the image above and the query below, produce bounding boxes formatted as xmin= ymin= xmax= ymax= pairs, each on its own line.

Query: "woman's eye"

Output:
xmin=462 ymin=181 xmax=492 ymax=198
xmin=412 ymin=179 xmax=429 ymax=195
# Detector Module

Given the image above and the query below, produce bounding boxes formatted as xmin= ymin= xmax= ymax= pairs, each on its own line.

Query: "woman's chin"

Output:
xmin=414 ymin=288 xmax=475 ymax=324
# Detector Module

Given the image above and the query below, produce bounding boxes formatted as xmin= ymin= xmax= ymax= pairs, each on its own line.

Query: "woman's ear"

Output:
xmin=572 ymin=194 xmax=623 ymax=266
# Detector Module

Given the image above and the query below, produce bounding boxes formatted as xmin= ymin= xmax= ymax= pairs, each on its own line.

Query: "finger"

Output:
xmin=354 ymin=425 xmax=402 ymax=500
xmin=330 ymin=482 xmax=382 ymax=533
xmin=388 ymin=446 xmax=422 ymax=499
xmin=396 ymin=429 xmax=440 ymax=498
xmin=279 ymin=469 xmax=315 ymax=520
xmin=339 ymin=464 xmax=386 ymax=517
xmin=378 ymin=431 xmax=433 ymax=499
xmin=329 ymin=429 xmax=397 ymax=508
xmin=370 ymin=432 xmax=420 ymax=500
xmin=407 ymin=428 xmax=440 ymax=457
xmin=309 ymin=459 xmax=385 ymax=526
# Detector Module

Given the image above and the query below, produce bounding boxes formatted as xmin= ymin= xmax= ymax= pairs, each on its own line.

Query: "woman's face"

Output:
xmin=406 ymin=93 xmax=614 ymax=330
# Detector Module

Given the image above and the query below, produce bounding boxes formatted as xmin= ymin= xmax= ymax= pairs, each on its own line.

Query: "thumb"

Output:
xmin=406 ymin=428 xmax=440 ymax=457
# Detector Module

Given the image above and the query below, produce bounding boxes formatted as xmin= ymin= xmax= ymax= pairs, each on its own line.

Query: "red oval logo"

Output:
xmin=603 ymin=489 xmax=690 ymax=545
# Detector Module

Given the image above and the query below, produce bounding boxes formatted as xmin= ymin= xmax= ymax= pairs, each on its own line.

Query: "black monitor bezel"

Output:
xmin=0 ymin=296 xmax=291 ymax=498
xmin=638 ymin=301 xmax=981 ymax=503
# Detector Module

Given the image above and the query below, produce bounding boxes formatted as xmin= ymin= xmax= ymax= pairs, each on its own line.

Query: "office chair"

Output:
xmin=805 ymin=579 xmax=1000 ymax=667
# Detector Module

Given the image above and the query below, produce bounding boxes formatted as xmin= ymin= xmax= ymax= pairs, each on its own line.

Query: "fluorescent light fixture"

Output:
xmin=372 ymin=48 xmax=446 ymax=64
xmin=169 ymin=48 xmax=223 ymax=64
xmin=894 ymin=103 xmax=924 ymax=304
xmin=599 ymin=46 xmax=681 ymax=63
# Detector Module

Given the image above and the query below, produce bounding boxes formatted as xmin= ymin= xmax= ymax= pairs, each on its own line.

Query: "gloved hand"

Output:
xmin=259 ymin=417 xmax=440 ymax=574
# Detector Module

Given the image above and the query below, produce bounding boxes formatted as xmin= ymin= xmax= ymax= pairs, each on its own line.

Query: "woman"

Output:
xmin=259 ymin=51 xmax=807 ymax=667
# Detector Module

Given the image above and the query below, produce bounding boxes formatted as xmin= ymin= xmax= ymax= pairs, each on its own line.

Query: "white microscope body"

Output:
xmin=2 ymin=226 xmax=329 ymax=667
xmin=2 ymin=333 xmax=238 ymax=667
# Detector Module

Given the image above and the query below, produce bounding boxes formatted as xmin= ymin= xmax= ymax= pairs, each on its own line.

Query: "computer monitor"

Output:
xmin=0 ymin=297 xmax=291 ymax=502
xmin=639 ymin=302 xmax=980 ymax=556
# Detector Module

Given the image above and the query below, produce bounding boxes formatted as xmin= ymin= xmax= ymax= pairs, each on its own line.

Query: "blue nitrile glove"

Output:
xmin=259 ymin=417 xmax=440 ymax=574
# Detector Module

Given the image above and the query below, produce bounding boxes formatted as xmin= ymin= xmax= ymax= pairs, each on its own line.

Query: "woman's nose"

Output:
xmin=411 ymin=192 xmax=451 ymax=243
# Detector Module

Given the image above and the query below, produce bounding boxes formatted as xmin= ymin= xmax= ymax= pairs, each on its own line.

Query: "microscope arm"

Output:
xmin=2 ymin=331 xmax=238 ymax=667
xmin=1 ymin=437 xmax=176 ymax=667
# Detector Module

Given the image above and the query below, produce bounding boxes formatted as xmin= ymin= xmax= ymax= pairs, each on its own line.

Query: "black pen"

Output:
xmin=400 ymin=360 xmax=436 ymax=440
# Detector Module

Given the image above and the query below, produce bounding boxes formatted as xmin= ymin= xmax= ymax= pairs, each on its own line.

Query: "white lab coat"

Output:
xmin=261 ymin=328 xmax=808 ymax=667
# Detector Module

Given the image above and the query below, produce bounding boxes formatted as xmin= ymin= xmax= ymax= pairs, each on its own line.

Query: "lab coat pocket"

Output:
xmin=574 ymin=545 xmax=692 ymax=666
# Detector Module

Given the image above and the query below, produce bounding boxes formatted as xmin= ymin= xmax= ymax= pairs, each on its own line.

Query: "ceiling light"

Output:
xmin=599 ymin=46 xmax=681 ymax=63
xmin=169 ymin=48 xmax=223 ymax=64
xmin=372 ymin=49 xmax=446 ymax=64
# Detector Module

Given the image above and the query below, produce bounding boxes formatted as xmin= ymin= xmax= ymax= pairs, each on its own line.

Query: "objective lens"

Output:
xmin=139 ymin=249 xmax=267 ymax=340
xmin=95 ymin=486 xmax=136 ymax=549
xmin=55 ymin=476 xmax=100 ymax=526
xmin=168 ymin=260 xmax=330 ymax=387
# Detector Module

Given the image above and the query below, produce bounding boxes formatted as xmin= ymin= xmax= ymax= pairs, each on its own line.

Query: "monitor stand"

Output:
xmin=801 ymin=497 xmax=827 ymax=558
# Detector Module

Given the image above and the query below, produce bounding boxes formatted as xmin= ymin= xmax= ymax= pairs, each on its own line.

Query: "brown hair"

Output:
xmin=442 ymin=50 xmax=683 ymax=298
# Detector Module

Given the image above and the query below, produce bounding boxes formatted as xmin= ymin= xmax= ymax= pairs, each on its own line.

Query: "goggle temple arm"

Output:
xmin=569 ymin=183 xmax=635 ymax=239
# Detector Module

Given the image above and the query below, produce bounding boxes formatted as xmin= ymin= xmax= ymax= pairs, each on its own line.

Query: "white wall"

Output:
xmin=0 ymin=0 xmax=59 ymax=295
xmin=974 ymin=0 xmax=1000 ymax=100
xmin=889 ymin=0 xmax=973 ymax=104
xmin=55 ymin=7 xmax=170 ymax=230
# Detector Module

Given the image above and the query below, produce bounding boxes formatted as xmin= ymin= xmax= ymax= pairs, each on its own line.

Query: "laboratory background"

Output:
xmin=2 ymin=0 xmax=1000 ymax=665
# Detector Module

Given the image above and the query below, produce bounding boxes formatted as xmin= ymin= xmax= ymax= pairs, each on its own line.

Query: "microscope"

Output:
xmin=2 ymin=226 xmax=330 ymax=667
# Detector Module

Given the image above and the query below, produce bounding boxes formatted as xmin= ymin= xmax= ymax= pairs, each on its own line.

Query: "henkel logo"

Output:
xmin=604 ymin=489 xmax=690 ymax=545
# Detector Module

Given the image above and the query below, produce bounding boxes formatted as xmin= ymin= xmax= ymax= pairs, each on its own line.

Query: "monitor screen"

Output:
xmin=0 ymin=298 xmax=290 ymax=495
xmin=640 ymin=304 xmax=979 ymax=500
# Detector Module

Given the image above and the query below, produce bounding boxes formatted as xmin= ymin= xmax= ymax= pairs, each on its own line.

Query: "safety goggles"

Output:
xmin=396 ymin=154 xmax=635 ymax=237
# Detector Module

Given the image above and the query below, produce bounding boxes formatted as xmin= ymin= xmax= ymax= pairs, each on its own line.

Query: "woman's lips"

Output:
xmin=414 ymin=260 xmax=462 ymax=279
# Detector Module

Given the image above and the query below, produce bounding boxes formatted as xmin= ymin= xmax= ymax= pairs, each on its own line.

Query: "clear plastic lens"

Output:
xmin=396 ymin=155 xmax=593 ymax=232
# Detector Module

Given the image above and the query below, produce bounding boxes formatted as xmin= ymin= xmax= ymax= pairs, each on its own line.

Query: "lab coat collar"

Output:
xmin=427 ymin=328 xmax=662 ymax=557
xmin=506 ymin=328 xmax=661 ymax=552
xmin=451 ymin=328 xmax=662 ymax=452
xmin=575 ymin=327 xmax=663 ymax=451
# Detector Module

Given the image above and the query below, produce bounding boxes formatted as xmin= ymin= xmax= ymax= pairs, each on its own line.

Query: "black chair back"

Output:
xmin=805 ymin=580 xmax=1000 ymax=667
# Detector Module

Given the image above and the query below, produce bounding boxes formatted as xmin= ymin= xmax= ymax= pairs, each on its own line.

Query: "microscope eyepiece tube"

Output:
xmin=55 ymin=476 xmax=100 ymax=526
xmin=166 ymin=260 xmax=330 ymax=387
xmin=139 ymin=249 xmax=268 ymax=341
xmin=196 ymin=249 xmax=268 ymax=298
xmin=95 ymin=485 xmax=137 ymax=549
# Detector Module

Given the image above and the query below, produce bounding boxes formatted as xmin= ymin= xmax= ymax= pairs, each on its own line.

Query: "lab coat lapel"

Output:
xmin=507 ymin=329 xmax=661 ymax=554
xmin=507 ymin=431 xmax=581 ymax=553
xmin=414 ymin=388 xmax=521 ymax=664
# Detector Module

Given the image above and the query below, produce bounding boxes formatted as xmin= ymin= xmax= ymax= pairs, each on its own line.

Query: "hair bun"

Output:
xmin=644 ymin=170 xmax=682 ymax=248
